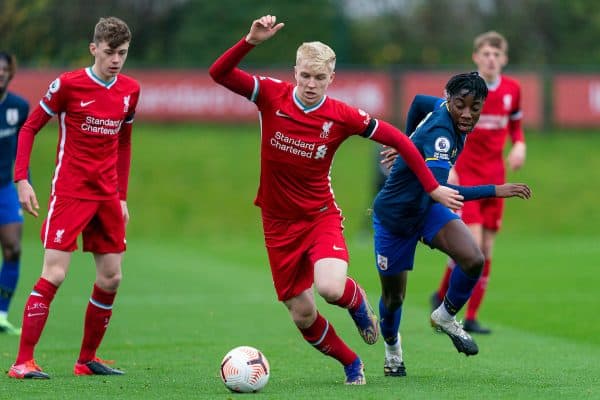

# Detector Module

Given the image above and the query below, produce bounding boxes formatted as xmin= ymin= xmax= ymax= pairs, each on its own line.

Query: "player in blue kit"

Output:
xmin=372 ymin=72 xmax=531 ymax=376
xmin=0 ymin=51 xmax=29 ymax=335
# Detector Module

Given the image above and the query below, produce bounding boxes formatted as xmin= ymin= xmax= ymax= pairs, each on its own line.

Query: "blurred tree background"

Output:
xmin=1 ymin=0 xmax=599 ymax=69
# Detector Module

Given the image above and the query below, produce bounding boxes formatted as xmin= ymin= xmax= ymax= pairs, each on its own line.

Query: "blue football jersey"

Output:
xmin=0 ymin=92 xmax=29 ymax=186
xmin=373 ymin=101 xmax=465 ymax=236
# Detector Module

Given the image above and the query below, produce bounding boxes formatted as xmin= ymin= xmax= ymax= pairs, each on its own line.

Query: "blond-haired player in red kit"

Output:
xmin=210 ymin=15 xmax=463 ymax=385
xmin=8 ymin=16 xmax=140 ymax=379
xmin=431 ymin=31 xmax=526 ymax=334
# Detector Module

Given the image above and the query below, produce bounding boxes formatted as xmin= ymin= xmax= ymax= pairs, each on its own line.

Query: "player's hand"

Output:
xmin=380 ymin=145 xmax=398 ymax=171
xmin=495 ymin=183 xmax=531 ymax=199
xmin=507 ymin=141 xmax=526 ymax=171
xmin=429 ymin=185 xmax=464 ymax=210
xmin=120 ymin=200 xmax=130 ymax=226
xmin=246 ymin=15 xmax=285 ymax=45
xmin=17 ymin=179 xmax=39 ymax=217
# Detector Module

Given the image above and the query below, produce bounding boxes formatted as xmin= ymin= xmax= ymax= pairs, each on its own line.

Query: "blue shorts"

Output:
xmin=0 ymin=183 xmax=23 ymax=225
xmin=373 ymin=203 xmax=459 ymax=276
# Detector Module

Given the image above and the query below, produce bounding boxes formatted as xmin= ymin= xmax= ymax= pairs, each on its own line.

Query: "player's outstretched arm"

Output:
xmin=495 ymin=183 xmax=531 ymax=199
xmin=246 ymin=15 xmax=285 ymax=46
xmin=16 ymin=179 xmax=39 ymax=217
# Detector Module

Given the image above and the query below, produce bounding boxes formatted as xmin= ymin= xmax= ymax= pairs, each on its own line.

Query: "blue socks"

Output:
xmin=379 ymin=297 xmax=402 ymax=345
xmin=444 ymin=265 xmax=479 ymax=315
xmin=0 ymin=260 xmax=20 ymax=312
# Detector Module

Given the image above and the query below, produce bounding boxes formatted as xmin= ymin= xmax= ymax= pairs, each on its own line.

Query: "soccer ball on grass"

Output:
xmin=220 ymin=346 xmax=270 ymax=393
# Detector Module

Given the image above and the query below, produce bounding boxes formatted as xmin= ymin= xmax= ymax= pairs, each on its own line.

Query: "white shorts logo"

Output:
xmin=377 ymin=254 xmax=388 ymax=271
xmin=54 ymin=229 xmax=65 ymax=244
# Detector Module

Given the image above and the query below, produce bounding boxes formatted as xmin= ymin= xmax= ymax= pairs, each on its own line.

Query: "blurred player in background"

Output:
xmin=210 ymin=15 xmax=463 ymax=385
xmin=431 ymin=31 xmax=527 ymax=334
xmin=372 ymin=73 xmax=531 ymax=376
xmin=8 ymin=17 xmax=140 ymax=379
xmin=0 ymin=51 xmax=29 ymax=336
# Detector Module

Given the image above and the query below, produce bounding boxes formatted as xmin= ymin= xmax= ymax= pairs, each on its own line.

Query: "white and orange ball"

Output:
xmin=220 ymin=346 xmax=270 ymax=393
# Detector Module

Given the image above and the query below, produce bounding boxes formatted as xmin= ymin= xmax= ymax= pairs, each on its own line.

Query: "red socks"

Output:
xmin=15 ymin=278 xmax=58 ymax=364
xmin=330 ymin=277 xmax=362 ymax=312
xmin=300 ymin=312 xmax=357 ymax=366
xmin=77 ymin=284 xmax=117 ymax=364
xmin=465 ymin=259 xmax=491 ymax=320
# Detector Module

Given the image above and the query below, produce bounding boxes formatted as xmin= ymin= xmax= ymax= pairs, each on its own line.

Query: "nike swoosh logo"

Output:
xmin=27 ymin=312 xmax=45 ymax=317
xmin=275 ymin=109 xmax=290 ymax=118
xmin=80 ymin=100 xmax=96 ymax=107
xmin=333 ymin=245 xmax=345 ymax=251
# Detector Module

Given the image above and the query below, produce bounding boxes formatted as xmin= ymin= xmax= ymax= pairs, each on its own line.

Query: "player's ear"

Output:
xmin=89 ymin=42 xmax=97 ymax=57
xmin=329 ymin=71 xmax=335 ymax=84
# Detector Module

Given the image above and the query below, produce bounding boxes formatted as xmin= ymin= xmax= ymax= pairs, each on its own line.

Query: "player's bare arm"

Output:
xmin=120 ymin=200 xmax=129 ymax=226
xmin=16 ymin=179 xmax=39 ymax=217
xmin=507 ymin=141 xmax=526 ymax=171
xmin=495 ymin=183 xmax=531 ymax=199
xmin=245 ymin=15 xmax=285 ymax=46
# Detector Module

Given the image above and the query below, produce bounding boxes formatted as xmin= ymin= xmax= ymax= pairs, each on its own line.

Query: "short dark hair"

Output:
xmin=93 ymin=17 xmax=131 ymax=48
xmin=0 ymin=51 xmax=16 ymax=81
xmin=446 ymin=72 xmax=488 ymax=101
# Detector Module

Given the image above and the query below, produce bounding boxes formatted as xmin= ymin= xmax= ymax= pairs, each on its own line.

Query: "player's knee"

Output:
xmin=462 ymin=251 xmax=485 ymax=277
xmin=98 ymin=271 xmax=122 ymax=291
xmin=1 ymin=242 xmax=21 ymax=262
xmin=315 ymin=280 xmax=344 ymax=303
xmin=382 ymin=291 xmax=404 ymax=311
xmin=289 ymin=305 xmax=316 ymax=329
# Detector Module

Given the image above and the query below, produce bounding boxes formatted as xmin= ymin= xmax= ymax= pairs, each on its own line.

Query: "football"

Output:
xmin=220 ymin=346 xmax=270 ymax=393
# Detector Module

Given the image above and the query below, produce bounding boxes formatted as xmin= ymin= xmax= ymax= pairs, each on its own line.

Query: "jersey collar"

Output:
xmin=86 ymin=67 xmax=118 ymax=89
xmin=292 ymin=86 xmax=326 ymax=113
xmin=485 ymin=75 xmax=501 ymax=91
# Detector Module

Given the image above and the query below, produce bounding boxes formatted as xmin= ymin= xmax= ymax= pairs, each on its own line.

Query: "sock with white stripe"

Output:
xmin=77 ymin=284 xmax=116 ymax=364
xmin=299 ymin=312 xmax=357 ymax=366
xmin=15 ymin=277 xmax=58 ymax=364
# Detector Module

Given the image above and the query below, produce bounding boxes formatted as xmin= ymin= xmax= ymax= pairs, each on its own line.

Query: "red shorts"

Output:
xmin=41 ymin=195 xmax=126 ymax=253
xmin=460 ymin=196 xmax=504 ymax=231
xmin=262 ymin=211 xmax=349 ymax=301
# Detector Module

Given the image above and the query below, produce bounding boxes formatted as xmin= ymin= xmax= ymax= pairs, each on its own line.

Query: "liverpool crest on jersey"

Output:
xmin=6 ymin=108 xmax=19 ymax=126
xmin=320 ymin=121 xmax=333 ymax=138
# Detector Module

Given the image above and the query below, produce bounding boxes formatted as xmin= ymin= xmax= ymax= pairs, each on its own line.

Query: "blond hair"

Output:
xmin=473 ymin=31 xmax=508 ymax=53
xmin=296 ymin=41 xmax=336 ymax=73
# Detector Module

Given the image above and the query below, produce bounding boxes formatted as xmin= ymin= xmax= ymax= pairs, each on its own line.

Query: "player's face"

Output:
xmin=472 ymin=44 xmax=506 ymax=82
xmin=89 ymin=40 xmax=130 ymax=81
xmin=294 ymin=58 xmax=334 ymax=107
xmin=0 ymin=59 xmax=11 ymax=92
xmin=447 ymin=90 xmax=484 ymax=133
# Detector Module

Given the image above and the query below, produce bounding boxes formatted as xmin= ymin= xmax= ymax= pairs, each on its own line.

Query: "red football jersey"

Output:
xmin=252 ymin=77 xmax=373 ymax=219
xmin=28 ymin=68 xmax=139 ymax=199
xmin=455 ymin=75 xmax=523 ymax=184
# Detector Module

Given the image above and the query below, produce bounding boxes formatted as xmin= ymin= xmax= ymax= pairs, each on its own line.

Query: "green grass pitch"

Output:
xmin=1 ymin=123 xmax=598 ymax=399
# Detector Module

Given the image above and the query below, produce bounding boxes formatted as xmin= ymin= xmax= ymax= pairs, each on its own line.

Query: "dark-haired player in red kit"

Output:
xmin=431 ymin=31 xmax=526 ymax=334
xmin=210 ymin=15 xmax=463 ymax=385
xmin=8 ymin=16 xmax=140 ymax=379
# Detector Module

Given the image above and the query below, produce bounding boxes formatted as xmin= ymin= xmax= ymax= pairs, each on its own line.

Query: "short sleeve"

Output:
xmin=39 ymin=75 xmax=66 ymax=116
xmin=254 ymin=76 xmax=285 ymax=110
xmin=339 ymin=102 xmax=373 ymax=136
